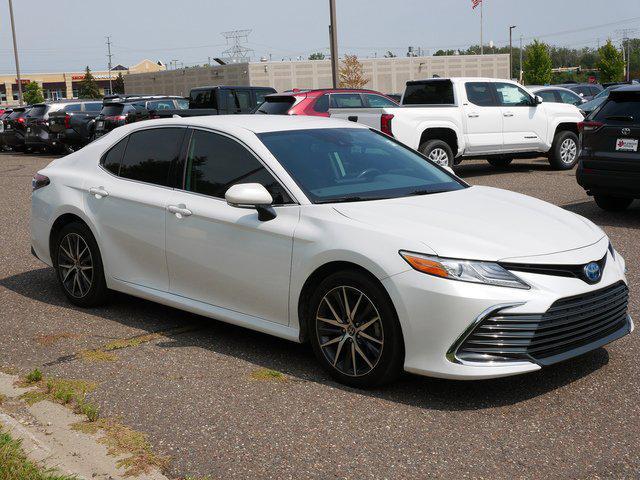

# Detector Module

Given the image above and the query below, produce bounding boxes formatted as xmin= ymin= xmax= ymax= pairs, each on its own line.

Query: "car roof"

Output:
xmin=191 ymin=85 xmax=276 ymax=91
xmin=129 ymin=114 xmax=368 ymax=134
xmin=265 ymin=88 xmax=392 ymax=99
xmin=610 ymin=84 xmax=640 ymax=93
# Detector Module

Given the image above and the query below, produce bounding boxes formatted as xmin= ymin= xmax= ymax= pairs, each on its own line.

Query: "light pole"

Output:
xmin=519 ymin=35 xmax=524 ymax=84
xmin=8 ymin=0 xmax=23 ymax=105
xmin=509 ymin=25 xmax=517 ymax=80
xmin=329 ymin=0 xmax=339 ymax=88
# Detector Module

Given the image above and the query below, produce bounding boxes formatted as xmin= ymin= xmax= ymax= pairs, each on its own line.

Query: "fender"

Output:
xmin=394 ymin=116 xmax=465 ymax=156
xmin=545 ymin=115 xmax=582 ymax=151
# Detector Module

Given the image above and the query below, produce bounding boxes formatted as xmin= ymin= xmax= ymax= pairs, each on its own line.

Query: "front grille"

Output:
xmin=456 ymin=282 xmax=629 ymax=364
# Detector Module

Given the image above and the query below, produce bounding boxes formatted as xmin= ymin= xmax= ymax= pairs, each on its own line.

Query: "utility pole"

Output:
xmin=329 ymin=0 xmax=339 ymax=88
xmin=8 ymin=0 xmax=23 ymax=105
xmin=106 ymin=36 xmax=113 ymax=93
xmin=480 ymin=0 xmax=483 ymax=55
xmin=519 ymin=35 xmax=524 ymax=84
xmin=509 ymin=25 xmax=517 ymax=80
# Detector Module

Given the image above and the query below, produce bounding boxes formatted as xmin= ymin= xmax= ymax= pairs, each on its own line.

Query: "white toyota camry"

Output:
xmin=30 ymin=115 xmax=633 ymax=387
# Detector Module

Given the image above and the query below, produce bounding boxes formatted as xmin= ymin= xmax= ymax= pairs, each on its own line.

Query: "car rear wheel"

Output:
xmin=54 ymin=222 xmax=109 ymax=307
xmin=308 ymin=270 xmax=404 ymax=388
xmin=594 ymin=195 xmax=633 ymax=212
xmin=419 ymin=140 xmax=454 ymax=168
xmin=549 ymin=131 xmax=579 ymax=170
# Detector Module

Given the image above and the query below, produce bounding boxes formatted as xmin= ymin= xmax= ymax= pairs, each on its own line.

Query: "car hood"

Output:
xmin=333 ymin=186 xmax=604 ymax=262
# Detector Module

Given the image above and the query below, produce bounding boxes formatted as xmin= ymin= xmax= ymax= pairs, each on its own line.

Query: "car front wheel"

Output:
xmin=54 ymin=222 xmax=109 ymax=307
xmin=549 ymin=131 xmax=579 ymax=170
xmin=308 ymin=270 xmax=404 ymax=388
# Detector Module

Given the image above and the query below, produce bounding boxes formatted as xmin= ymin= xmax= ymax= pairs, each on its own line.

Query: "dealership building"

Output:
xmin=124 ymin=54 xmax=510 ymax=97
xmin=0 ymin=59 xmax=165 ymax=107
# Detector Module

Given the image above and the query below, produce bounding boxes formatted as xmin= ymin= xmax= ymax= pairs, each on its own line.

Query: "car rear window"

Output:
xmin=331 ymin=94 xmax=364 ymax=108
xmin=65 ymin=104 xmax=82 ymax=112
xmin=403 ymin=80 xmax=455 ymax=105
xmin=101 ymin=104 xmax=125 ymax=116
xmin=593 ymin=93 xmax=640 ymax=122
xmin=190 ymin=89 xmax=217 ymax=109
xmin=26 ymin=105 xmax=48 ymax=117
xmin=84 ymin=102 xmax=102 ymax=112
xmin=255 ymin=96 xmax=295 ymax=115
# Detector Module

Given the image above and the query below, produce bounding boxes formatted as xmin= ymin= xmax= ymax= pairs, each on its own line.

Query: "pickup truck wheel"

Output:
xmin=419 ymin=140 xmax=454 ymax=167
xmin=594 ymin=195 xmax=633 ymax=212
xmin=488 ymin=158 xmax=513 ymax=169
xmin=549 ymin=131 xmax=579 ymax=170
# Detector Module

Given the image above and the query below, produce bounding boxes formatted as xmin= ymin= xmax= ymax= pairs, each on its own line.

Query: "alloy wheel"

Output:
xmin=315 ymin=286 xmax=384 ymax=377
xmin=560 ymin=138 xmax=577 ymax=164
xmin=57 ymin=233 xmax=93 ymax=298
xmin=427 ymin=148 xmax=450 ymax=166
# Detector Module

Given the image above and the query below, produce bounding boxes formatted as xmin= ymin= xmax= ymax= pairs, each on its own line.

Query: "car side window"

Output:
xmin=494 ymin=82 xmax=533 ymax=106
xmin=465 ymin=82 xmax=496 ymax=106
xmin=364 ymin=94 xmax=397 ymax=108
xmin=537 ymin=90 xmax=558 ymax=103
xmin=184 ymin=130 xmax=292 ymax=204
xmin=119 ymin=128 xmax=184 ymax=187
xmin=331 ymin=94 xmax=365 ymax=108
xmin=66 ymin=104 xmax=82 ymax=112
xmin=100 ymin=137 xmax=128 ymax=175
xmin=83 ymin=102 xmax=102 ymax=112
xmin=559 ymin=90 xmax=580 ymax=105
xmin=313 ymin=94 xmax=330 ymax=112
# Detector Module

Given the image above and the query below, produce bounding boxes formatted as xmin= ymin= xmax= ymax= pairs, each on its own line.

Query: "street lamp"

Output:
xmin=8 ymin=0 xmax=23 ymax=105
xmin=329 ymin=0 xmax=339 ymax=88
xmin=509 ymin=25 xmax=517 ymax=80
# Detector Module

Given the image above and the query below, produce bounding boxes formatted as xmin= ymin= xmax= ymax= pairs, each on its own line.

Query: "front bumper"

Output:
xmin=382 ymin=239 xmax=631 ymax=380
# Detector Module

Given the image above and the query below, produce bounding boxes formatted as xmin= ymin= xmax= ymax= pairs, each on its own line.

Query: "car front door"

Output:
xmin=84 ymin=127 xmax=186 ymax=291
xmin=461 ymin=82 xmax=503 ymax=154
xmin=495 ymin=82 xmax=548 ymax=152
xmin=165 ymin=128 xmax=299 ymax=325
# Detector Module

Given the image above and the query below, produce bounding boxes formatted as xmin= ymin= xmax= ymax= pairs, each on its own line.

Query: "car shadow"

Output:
xmin=454 ymin=158 xmax=552 ymax=180
xmin=562 ymin=200 xmax=640 ymax=229
xmin=0 ymin=267 xmax=610 ymax=412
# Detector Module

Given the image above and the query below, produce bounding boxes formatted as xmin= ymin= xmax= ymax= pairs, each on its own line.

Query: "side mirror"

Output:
xmin=535 ymin=95 xmax=543 ymax=105
xmin=225 ymin=183 xmax=276 ymax=221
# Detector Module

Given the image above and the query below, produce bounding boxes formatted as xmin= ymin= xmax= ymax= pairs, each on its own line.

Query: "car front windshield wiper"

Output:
xmin=605 ymin=115 xmax=635 ymax=122
xmin=315 ymin=196 xmax=387 ymax=204
xmin=407 ymin=189 xmax=450 ymax=196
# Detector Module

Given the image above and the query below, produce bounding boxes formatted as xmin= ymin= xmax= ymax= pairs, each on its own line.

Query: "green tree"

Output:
xmin=384 ymin=50 xmax=397 ymax=58
xmin=523 ymin=40 xmax=552 ymax=85
xmin=112 ymin=72 xmax=125 ymax=94
xmin=308 ymin=52 xmax=325 ymax=60
xmin=78 ymin=66 xmax=101 ymax=99
xmin=597 ymin=39 xmax=625 ymax=83
xmin=23 ymin=82 xmax=44 ymax=104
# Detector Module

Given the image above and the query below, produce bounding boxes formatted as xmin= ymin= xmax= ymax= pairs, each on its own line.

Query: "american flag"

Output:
xmin=472 ymin=0 xmax=482 ymax=9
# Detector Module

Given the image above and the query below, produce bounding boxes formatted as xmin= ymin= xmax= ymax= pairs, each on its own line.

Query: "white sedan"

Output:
xmin=30 ymin=115 xmax=633 ymax=387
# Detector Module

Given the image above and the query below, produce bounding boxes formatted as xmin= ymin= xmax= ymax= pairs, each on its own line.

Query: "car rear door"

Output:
xmin=495 ymin=82 xmax=547 ymax=152
xmin=581 ymin=91 xmax=640 ymax=173
xmin=84 ymin=127 xmax=187 ymax=291
xmin=165 ymin=128 xmax=299 ymax=325
xmin=461 ymin=81 xmax=504 ymax=154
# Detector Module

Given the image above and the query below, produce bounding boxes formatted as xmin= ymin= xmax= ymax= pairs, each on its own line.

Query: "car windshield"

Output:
xmin=258 ymin=128 xmax=465 ymax=204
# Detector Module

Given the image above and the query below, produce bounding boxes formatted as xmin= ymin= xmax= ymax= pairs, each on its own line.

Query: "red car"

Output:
xmin=255 ymin=88 xmax=398 ymax=117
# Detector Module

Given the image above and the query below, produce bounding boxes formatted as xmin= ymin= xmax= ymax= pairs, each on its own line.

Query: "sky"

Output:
xmin=1 ymin=0 xmax=640 ymax=74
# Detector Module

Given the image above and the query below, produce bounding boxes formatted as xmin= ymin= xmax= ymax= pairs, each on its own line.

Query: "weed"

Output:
xmin=0 ymin=394 xmax=6 ymax=405
xmin=79 ymin=349 xmax=117 ymax=363
xmin=250 ymin=368 xmax=286 ymax=381
xmin=75 ymin=400 xmax=100 ymax=423
xmin=25 ymin=368 xmax=43 ymax=384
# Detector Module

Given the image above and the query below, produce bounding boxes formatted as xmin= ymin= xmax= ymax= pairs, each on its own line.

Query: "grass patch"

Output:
xmin=25 ymin=369 xmax=43 ymax=384
xmin=74 ymin=400 xmax=100 ymax=423
xmin=0 ymin=394 xmax=6 ymax=405
xmin=72 ymin=419 xmax=169 ymax=476
xmin=103 ymin=333 xmax=162 ymax=351
xmin=19 ymin=377 xmax=96 ymax=411
xmin=250 ymin=368 xmax=286 ymax=382
xmin=0 ymin=427 xmax=76 ymax=480
xmin=79 ymin=349 xmax=117 ymax=363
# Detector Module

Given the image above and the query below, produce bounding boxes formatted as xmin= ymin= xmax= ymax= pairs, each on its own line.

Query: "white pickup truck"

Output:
xmin=330 ymin=77 xmax=584 ymax=170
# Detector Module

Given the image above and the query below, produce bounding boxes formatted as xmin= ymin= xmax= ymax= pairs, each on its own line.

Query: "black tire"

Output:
xmin=488 ymin=158 xmax=513 ymax=169
xmin=308 ymin=270 xmax=404 ymax=388
xmin=594 ymin=195 xmax=633 ymax=212
xmin=549 ymin=130 xmax=579 ymax=170
xmin=419 ymin=139 xmax=454 ymax=168
xmin=53 ymin=222 xmax=109 ymax=307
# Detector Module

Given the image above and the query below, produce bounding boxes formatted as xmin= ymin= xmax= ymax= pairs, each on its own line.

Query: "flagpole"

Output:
xmin=480 ymin=0 xmax=484 ymax=55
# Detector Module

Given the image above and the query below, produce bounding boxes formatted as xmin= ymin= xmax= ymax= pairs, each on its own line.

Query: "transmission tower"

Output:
xmin=616 ymin=28 xmax=638 ymax=82
xmin=221 ymin=29 xmax=254 ymax=63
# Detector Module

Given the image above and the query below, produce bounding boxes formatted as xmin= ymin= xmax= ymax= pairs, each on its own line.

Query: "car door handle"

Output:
xmin=503 ymin=112 xmax=515 ymax=117
xmin=348 ymin=115 xmax=359 ymax=122
xmin=167 ymin=205 xmax=192 ymax=218
xmin=88 ymin=187 xmax=109 ymax=198
xmin=467 ymin=113 xmax=480 ymax=118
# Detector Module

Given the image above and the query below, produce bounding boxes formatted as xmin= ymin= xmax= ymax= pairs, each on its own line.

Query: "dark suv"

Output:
xmin=24 ymin=102 xmax=89 ymax=152
xmin=576 ymin=85 xmax=640 ymax=211
xmin=1 ymin=106 xmax=31 ymax=151
xmin=48 ymin=100 xmax=104 ymax=152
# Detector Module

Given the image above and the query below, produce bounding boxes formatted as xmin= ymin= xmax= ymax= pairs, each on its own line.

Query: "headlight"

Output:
xmin=399 ymin=251 xmax=530 ymax=290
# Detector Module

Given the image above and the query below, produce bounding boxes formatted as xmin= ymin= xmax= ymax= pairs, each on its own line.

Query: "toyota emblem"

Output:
xmin=622 ymin=128 xmax=631 ymax=135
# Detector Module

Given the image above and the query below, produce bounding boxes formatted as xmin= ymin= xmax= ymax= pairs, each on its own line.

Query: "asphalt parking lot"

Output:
xmin=1 ymin=152 xmax=639 ymax=479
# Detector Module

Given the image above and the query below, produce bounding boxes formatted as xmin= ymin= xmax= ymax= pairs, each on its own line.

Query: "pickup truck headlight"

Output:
xmin=400 ymin=251 xmax=530 ymax=289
